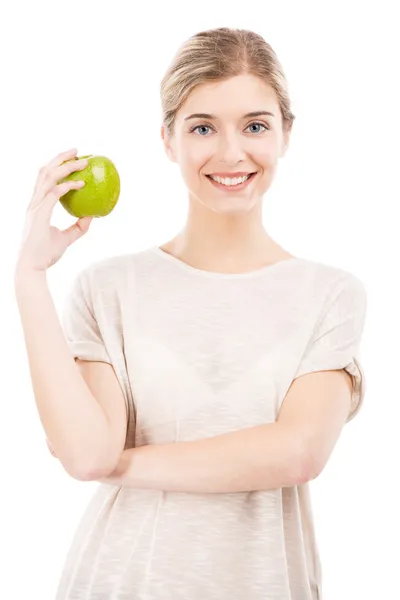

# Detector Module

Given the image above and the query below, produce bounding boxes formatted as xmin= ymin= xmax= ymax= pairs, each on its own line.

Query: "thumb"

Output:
xmin=63 ymin=216 xmax=94 ymax=247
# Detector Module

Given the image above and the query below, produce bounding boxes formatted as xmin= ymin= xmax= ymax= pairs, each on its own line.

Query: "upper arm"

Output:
xmin=74 ymin=358 xmax=128 ymax=475
xmin=48 ymin=359 xmax=128 ymax=475
xmin=54 ymin=265 xmax=129 ymax=476
xmin=277 ymin=369 xmax=353 ymax=482
xmin=278 ymin=272 xmax=367 ymax=483
xmin=47 ymin=358 xmax=127 ymax=476
xmin=293 ymin=273 xmax=367 ymax=422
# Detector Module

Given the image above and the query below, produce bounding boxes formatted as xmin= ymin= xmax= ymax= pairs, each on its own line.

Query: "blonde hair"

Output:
xmin=160 ymin=27 xmax=296 ymax=137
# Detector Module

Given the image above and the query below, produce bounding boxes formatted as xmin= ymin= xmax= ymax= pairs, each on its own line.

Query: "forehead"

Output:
xmin=179 ymin=74 xmax=279 ymax=119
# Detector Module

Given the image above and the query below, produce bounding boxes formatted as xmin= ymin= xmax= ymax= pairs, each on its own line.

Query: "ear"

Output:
xmin=161 ymin=124 xmax=176 ymax=163
xmin=280 ymin=128 xmax=291 ymax=158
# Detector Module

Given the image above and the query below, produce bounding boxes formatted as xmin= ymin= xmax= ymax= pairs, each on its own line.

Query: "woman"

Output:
xmin=14 ymin=27 xmax=367 ymax=600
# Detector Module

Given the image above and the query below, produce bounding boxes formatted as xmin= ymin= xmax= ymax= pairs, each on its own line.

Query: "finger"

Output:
xmin=30 ymin=179 xmax=86 ymax=217
xmin=36 ymin=148 xmax=78 ymax=190
xmin=46 ymin=147 xmax=79 ymax=172
xmin=30 ymin=148 xmax=78 ymax=206
xmin=30 ymin=151 xmax=83 ymax=211
xmin=62 ymin=215 xmax=94 ymax=247
xmin=36 ymin=158 xmax=88 ymax=204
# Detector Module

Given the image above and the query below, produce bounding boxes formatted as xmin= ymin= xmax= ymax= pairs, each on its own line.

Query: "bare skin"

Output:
xmin=160 ymin=73 xmax=295 ymax=274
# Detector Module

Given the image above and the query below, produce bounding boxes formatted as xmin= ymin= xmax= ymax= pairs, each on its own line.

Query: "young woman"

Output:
xmin=14 ymin=27 xmax=367 ymax=600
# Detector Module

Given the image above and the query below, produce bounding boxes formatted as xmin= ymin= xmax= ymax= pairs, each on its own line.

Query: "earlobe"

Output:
xmin=280 ymin=134 xmax=290 ymax=158
xmin=166 ymin=145 xmax=176 ymax=163
xmin=161 ymin=125 xmax=176 ymax=162
xmin=165 ymin=145 xmax=175 ymax=162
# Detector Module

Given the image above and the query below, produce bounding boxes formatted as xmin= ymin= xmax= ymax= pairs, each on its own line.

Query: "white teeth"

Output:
xmin=210 ymin=174 xmax=251 ymax=186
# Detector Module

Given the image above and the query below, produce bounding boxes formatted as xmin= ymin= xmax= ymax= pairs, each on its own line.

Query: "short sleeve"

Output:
xmin=294 ymin=274 xmax=367 ymax=422
xmin=61 ymin=269 xmax=112 ymax=364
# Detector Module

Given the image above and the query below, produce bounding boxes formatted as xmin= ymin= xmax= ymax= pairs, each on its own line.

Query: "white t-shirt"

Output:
xmin=56 ymin=246 xmax=367 ymax=600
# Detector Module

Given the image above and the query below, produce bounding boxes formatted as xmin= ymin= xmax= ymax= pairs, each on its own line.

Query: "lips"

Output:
xmin=205 ymin=172 xmax=257 ymax=191
xmin=206 ymin=172 xmax=256 ymax=178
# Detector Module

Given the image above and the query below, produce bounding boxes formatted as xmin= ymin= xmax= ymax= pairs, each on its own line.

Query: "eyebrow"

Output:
xmin=184 ymin=110 xmax=275 ymax=121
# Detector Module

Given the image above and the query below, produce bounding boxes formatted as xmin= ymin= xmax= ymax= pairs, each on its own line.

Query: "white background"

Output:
xmin=1 ymin=1 xmax=398 ymax=598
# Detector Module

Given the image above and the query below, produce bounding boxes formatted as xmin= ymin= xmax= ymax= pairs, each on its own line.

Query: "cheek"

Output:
xmin=186 ymin=148 xmax=207 ymax=163
xmin=254 ymin=146 xmax=276 ymax=167
xmin=181 ymin=145 xmax=211 ymax=176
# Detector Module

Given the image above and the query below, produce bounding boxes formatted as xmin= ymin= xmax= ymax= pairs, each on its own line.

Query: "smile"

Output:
xmin=205 ymin=172 xmax=257 ymax=191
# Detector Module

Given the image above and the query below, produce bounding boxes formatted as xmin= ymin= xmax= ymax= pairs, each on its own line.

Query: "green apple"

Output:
xmin=58 ymin=154 xmax=121 ymax=217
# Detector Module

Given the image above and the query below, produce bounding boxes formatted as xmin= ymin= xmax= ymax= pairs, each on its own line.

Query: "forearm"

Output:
xmin=14 ymin=269 xmax=110 ymax=479
xmin=99 ymin=422 xmax=307 ymax=493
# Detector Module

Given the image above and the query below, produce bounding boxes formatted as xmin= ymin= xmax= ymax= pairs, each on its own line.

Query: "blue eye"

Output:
xmin=246 ymin=122 xmax=268 ymax=134
xmin=189 ymin=121 xmax=269 ymax=136
xmin=191 ymin=125 xmax=211 ymax=136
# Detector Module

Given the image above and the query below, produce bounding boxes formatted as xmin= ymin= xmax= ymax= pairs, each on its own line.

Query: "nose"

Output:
xmin=217 ymin=132 xmax=247 ymax=165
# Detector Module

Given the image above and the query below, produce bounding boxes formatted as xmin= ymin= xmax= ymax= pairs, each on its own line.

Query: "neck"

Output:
xmin=167 ymin=197 xmax=289 ymax=269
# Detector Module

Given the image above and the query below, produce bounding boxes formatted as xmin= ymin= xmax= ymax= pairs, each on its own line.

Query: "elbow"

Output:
xmin=296 ymin=457 xmax=322 ymax=486
xmin=54 ymin=433 xmax=121 ymax=482
xmin=291 ymin=441 xmax=324 ymax=486
xmin=63 ymin=450 xmax=118 ymax=482
xmin=68 ymin=460 xmax=114 ymax=482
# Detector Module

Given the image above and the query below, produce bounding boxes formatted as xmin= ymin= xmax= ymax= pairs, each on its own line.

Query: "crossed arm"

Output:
xmin=47 ymin=369 xmax=353 ymax=492
xmin=94 ymin=369 xmax=354 ymax=493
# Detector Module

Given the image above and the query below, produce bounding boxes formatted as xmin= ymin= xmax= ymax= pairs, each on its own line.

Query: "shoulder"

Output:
xmin=289 ymin=258 xmax=367 ymax=324
xmin=296 ymin=257 xmax=366 ymax=294
xmin=79 ymin=253 xmax=131 ymax=281
xmin=76 ymin=250 xmax=147 ymax=289
xmin=310 ymin=260 xmax=367 ymax=322
xmin=66 ymin=252 xmax=143 ymax=313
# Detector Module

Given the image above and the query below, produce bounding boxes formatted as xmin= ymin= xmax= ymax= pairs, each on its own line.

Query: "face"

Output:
xmin=161 ymin=74 xmax=290 ymax=215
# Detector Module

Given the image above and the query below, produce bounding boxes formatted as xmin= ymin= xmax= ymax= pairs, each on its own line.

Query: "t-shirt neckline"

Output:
xmin=150 ymin=245 xmax=304 ymax=280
